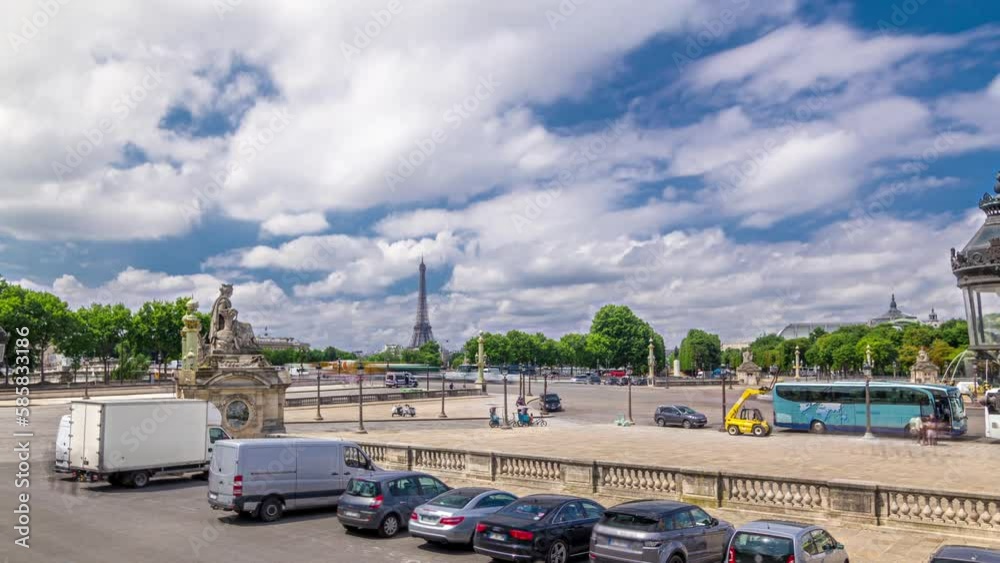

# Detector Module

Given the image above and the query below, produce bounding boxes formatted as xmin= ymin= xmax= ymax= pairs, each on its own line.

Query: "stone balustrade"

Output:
xmin=354 ymin=441 xmax=998 ymax=540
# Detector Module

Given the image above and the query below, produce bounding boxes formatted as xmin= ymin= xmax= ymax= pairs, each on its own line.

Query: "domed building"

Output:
xmin=868 ymin=294 xmax=919 ymax=328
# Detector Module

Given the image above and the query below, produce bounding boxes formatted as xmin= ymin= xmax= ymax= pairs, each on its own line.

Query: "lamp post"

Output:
xmin=0 ymin=326 xmax=8 ymax=386
xmin=314 ymin=365 xmax=323 ymax=422
xmin=863 ymin=343 xmax=875 ymax=440
xmin=794 ymin=345 xmax=801 ymax=381
xmin=501 ymin=371 xmax=511 ymax=430
xmin=439 ymin=344 xmax=449 ymax=419
xmin=626 ymin=363 xmax=634 ymax=424
xmin=357 ymin=362 xmax=367 ymax=434
xmin=719 ymin=370 xmax=727 ymax=432
xmin=648 ymin=338 xmax=656 ymax=388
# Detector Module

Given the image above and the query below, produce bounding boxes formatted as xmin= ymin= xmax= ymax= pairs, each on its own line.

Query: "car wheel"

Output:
xmin=727 ymin=425 xmax=740 ymax=436
xmin=129 ymin=471 xmax=150 ymax=489
xmin=682 ymin=419 xmax=692 ymax=429
xmin=667 ymin=555 xmax=684 ymax=563
xmin=656 ymin=417 xmax=666 ymax=427
xmin=546 ymin=540 xmax=569 ymax=563
xmin=258 ymin=497 xmax=284 ymax=522
xmin=378 ymin=514 xmax=401 ymax=538
xmin=810 ymin=420 xmax=827 ymax=434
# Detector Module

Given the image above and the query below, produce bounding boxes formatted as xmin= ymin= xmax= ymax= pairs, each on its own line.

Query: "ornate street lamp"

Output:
xmin=476 ymin=332 xmax=487 ymax=393
xmin=952 ymin=172 xmax=1000 ymax=386
xmin=314 ymin=365 xmax=324 ymax=422
xmin=626 ymin=363 xmax=634 ymax=424
xmin=794 ymin=345 xmax=801 ymax=381
xmin=647 ymin=338 xmax=656 ymax=388
xmin=863 ymin=343 xmax=875 ymax=440
xmin=356 ymin=362 xmax=367 ymax=434
xmin=501 ymin=371 xmax=512 ymax=430
xmin=0 ymin=326 xmax=8 ymax=386
xmin=439 ymin=343 xmax=449 ymax=419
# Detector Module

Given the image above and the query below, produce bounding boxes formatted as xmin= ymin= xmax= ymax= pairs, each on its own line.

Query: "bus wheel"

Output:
xmin=810 ymin=421 xmax=827 ymax=434
xmin=727 ymin=425 xmax=740 ymax=436
xmin=752 ymin=425 xmax=766 ymax=437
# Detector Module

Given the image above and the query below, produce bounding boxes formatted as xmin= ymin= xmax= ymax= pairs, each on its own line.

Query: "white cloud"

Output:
xmin=260 ymin=212 xmax=330 ymax=237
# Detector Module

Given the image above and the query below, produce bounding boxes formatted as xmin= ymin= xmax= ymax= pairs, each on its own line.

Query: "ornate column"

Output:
xmin=647 ymin=337 xmax=656 ymax=387
xmin=178 ymin=300 xmax=201 ymax=390
xmin=477 ymin=331 xmax=486 ymax=392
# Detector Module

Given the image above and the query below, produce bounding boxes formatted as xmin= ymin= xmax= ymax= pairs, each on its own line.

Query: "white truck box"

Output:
xmin=68 ymin=398 xmax=226 ymax=485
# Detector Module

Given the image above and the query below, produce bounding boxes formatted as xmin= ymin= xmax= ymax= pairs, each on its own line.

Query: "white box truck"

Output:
xmin=65 ymin=398 xmax=230 ymax=488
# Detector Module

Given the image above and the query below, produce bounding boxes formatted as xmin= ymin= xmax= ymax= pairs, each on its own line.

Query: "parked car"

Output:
xmin=337 ymin=471 xmax=450 ymax=537
xmin=588 ymin=374 xmax=602 ymax=385
xmin=654 ymin=405 xmax=708 ymax=429
xmin=570 ymin=375 xmax=589 ymax=384
xmin=541 ymin=393 xmax=563 ymax=412
xmin=726 ymin=520 xmax=848 ymax=563
xmin=409 ymin=487 xmax=518 ymax=545
xmin=385 ymin=372 xmax=419 ymax=388
xmin=590 ymin=500 xmax=734 ymax=563
xmin=929 ymin=545 xmax=1000 ymax=563
xmin=474 ymin=494 xmax=605 ymax=563
xmin=208 ymin=438 xmax=378 ymax=522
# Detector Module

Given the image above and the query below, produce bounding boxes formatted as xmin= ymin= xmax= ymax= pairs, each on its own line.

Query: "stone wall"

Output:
xmin=357 ymin=441 xmax=1000 ymax=541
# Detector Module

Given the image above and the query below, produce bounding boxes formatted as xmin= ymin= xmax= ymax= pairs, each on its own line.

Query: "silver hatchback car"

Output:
xmin=726 ymin=520 xmax=849 ymax=563
xmin=409 ymin=487 xmax=518 ymax=545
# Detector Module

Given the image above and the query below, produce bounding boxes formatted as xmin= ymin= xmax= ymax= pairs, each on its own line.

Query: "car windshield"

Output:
xmin=500 ymin=499 xmax=559 ymax=521
xmin=346 ymin=479 xmax=380 ymax=498
xmin=427 ymin=490 xmax=478 ymax=509
xmin=601 ymin=512 xmax=660 ymax=531
xmin=676 ymin=406 xmax=696 ymax=414
xmin=731 ymin=532 xmax=794 ymax=560
xmin=543 ymin=394 xmax=559 ymax=401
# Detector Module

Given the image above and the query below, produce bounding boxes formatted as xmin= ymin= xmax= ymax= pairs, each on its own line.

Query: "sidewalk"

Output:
xmin=294 ymin=418 xmax=1000 ymax=493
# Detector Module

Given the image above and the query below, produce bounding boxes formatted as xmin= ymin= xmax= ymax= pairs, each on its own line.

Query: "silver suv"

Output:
xmin=590 ymin=500 xmax=733 ymax=563
xmin=337 ymin=471 xmax=450 ymax=537
xmin=726 ymin=520 xmax=848 ymax=563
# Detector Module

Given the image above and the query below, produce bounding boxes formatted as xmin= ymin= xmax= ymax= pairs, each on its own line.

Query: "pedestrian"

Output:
xmin=449 ymin=382 xmax=454 ymax=391
xmin=911 ymin=416 xmax=925 ymax=445
xmin=926 ymin=414 xmax=939 ymax=446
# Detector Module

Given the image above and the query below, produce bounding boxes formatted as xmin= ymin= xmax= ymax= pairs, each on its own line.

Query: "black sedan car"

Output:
xmin=654 ymin=405 xmax=708 ymax=429
xmin=541 ymin=393 xmax=563 ymax=412
xmin=474 ymin=494 xmax=605 ymax=563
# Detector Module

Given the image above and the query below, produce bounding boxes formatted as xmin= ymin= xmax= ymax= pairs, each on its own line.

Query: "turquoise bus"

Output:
xmin=773 ymin=382 xmax=967 ymax=437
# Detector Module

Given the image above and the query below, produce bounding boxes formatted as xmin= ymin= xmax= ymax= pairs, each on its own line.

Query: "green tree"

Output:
xmin=749 ymin=334 xmax=784 ymax=370
xmin=588 ymin=304 xmax=661 ymax=370
xmin=18 ymin=290 xmax=74 ymax=383
xmin=558 ymin=333 xmax=591 ymax=370
xmin=78 ymin=303 xmax=132 ymax=382
xmin=938 ymin=319 xmax=969 ymax=348
xmin=677 ymin=329 xmax=723 ymax=373
xmin=129 ymin=298 xmax=187 ymax=374
xmin=111 ymin=340 xmax=151 ymax=381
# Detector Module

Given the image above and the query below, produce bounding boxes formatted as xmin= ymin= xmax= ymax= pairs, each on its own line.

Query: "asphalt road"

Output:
xmin=0 ymin=404 xmax=486 ymax=563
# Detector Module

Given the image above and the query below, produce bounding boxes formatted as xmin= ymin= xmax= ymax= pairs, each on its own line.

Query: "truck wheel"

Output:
xmin=258 ymin=497 xmax=284 ymax=522
xmin=752 ymin=425 xmax=766 ymax=437
xmin=727 ymin=425 xmax=740 ymax=436
xmin=129 ymin=471 xmax=150 ymax=489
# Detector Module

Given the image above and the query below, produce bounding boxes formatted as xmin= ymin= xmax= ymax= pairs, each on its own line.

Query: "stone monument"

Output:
xmin=176 ymin=285 xmax=290 ymax=438
xmin=910 ymin=348 xmax=940 ymax=384
xmin=736 ymin=348 xmax=762 ymax=385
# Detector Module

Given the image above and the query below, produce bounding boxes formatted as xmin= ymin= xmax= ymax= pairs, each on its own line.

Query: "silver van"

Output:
xmin=207 ymin=438 xmax=380 ymax=522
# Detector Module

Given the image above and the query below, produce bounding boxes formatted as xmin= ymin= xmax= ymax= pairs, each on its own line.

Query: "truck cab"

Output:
xmin=987 ymin=389 xmax=999 ymax=440
xmin=385 ymin=373 xmax=418 ymax=388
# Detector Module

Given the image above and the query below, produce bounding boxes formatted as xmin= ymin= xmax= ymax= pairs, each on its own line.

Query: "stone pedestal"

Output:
xmin=909 ymin=348 xmax=940 ymax=384
xmin=177 ymin=363 xmax=290 ymax=438
xmin=736 ymin=361 xmax=762 ymax=385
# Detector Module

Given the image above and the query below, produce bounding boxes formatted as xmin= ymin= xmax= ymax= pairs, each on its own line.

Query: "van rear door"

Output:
xmin=208 ymin=442 xmax=239 ymax=506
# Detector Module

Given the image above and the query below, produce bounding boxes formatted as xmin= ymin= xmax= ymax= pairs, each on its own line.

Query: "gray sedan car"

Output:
xmin=726 ymin=520 xmax=848 ymax=563
xmin=337 ymin=471 xmax=450 ymax=537
xmin=654 ymin=405 xmax=708 ymax=429
xmin=590 ymin=500 xmax=733 ymax=563
xmin=409 ymin=487 xmax=518 ymax=545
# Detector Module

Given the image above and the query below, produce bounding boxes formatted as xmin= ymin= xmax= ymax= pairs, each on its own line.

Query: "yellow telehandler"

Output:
xmin=724 ymin=374 xmax=778 ymax=437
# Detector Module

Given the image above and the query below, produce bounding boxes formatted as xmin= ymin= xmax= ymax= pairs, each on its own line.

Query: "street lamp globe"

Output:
xmin=952 ymin=172 xmax=1000 ymax=356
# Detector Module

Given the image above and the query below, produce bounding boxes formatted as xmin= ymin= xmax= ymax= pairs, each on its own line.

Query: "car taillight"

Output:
xmin=510 ymin=529 xmax=534 ymax=541
xmin=232 ymin=475 xmax=243 ymax=497
xmin=728 ymin=547 xmax=736 ymax=563
xmin=475 ymin=523 xmax=487 ymax=533
xmin=410 ymin=512 xmax=419 ymax=521
xmin=369 ymin=495 xmax=383 ymax=509
xmin=439 ymin=516 xmax=464 ymax=526
xmin=786 ymin=556 xmax=795 ymax=563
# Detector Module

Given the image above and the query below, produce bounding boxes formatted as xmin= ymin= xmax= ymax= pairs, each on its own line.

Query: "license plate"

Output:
xmin=341 ymin=510 xmax=360 ymax=518
xmin=487 ymin=532 xmax=507 ymax=542
xmin=608 ymin=538 xmax=630 ymax=548
xmin=208 ymin=492 xmax=218 ymax=500
xmin=421 ymin=515 xmax=440 ymax=523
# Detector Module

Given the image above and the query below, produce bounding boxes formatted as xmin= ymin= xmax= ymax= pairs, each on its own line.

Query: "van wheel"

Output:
xmin=378 ymin=514 xmax=401 ymax=538
xmin=129 ymin=471 xmax=150 ymax=489
xmin=258 ymin=497 xmax=284 ymax=522
xmin=810 ymin=420 xmax=827 ymax=434
xmin=727 ymin=425 xmax=740 ymax=436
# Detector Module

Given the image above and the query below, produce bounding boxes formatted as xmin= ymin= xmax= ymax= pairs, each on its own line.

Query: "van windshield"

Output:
xmin=347 ymin=479 xmax=380 ymax=498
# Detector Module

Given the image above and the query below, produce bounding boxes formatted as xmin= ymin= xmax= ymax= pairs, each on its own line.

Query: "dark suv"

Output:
xmin=929 ymin=545 xmax=1000 ymax=562
xmin=541 ymin=393 xmax=563 ymax=412
xmin=654 ymin=405 xmax=708 ymax=429
xmin=590 ymin=500 xmax=733 ymax=563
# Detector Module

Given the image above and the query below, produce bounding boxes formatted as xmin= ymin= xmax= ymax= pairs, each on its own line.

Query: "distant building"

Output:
xmin=776 ymin=323 xmax=855 ymax=340
xmin=257 ymin=328 xmax=310 ymax=352
xmin=722 ymin=340 xmax=753 ymax=351
xmin=925 ymin=308 xmax=941 ymax=329
xmin=383 ymin=344 xmax=402 ymax=354
xmin=868 ymin=294 xmax=919 ymax=328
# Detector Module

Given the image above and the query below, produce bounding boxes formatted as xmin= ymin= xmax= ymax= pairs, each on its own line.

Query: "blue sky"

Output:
xmin=3 ymin=1 xmax=999 ymax=350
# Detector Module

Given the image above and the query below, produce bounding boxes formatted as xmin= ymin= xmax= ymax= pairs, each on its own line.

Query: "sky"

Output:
xmin=3 ymin=0 xmax=1000 ymax=351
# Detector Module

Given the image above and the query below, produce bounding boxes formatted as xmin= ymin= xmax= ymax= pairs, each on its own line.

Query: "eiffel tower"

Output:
xmin=408 ymin=257 xmax=435 ymax=348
